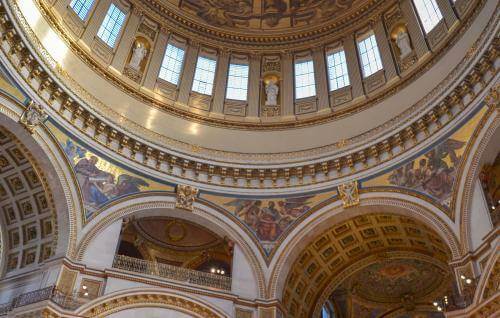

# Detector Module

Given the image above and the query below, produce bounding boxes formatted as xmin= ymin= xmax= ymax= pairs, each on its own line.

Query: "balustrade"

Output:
xmin=113 ymin=254 xmax=232 ymax=291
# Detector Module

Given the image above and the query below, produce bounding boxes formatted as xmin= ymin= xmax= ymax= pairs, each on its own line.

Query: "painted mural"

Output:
xmin=201 ymin=190 xmax=336 ymax=255
xmin=0 ymin=65 xmax=26 ymax=102
xmin=49 ymin=123 xmax=174 ymax=222
xmin=364 ymin=106 xmax=487 ymax=208
xmin=479 ymin=152 xmax=500 ymax=225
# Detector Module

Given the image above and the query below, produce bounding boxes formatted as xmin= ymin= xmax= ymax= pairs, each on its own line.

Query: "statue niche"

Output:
xmin=124 ymin=37 xmax=151 ymax=83
xmin=389 ymin=23 xmax=416 ymax=72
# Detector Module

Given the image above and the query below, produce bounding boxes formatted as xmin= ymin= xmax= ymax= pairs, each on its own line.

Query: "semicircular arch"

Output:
xmin=75 ymin=193 xmax=267 ymax=298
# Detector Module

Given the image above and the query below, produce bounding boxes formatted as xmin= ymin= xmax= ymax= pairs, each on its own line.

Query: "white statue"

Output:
xmin=265 ymin=80 xmax=279 ymax=106
xmin=396 ymin=30 xmax=412 ymax=59
xmin=128 ymin=42 xmax=148 ymax=71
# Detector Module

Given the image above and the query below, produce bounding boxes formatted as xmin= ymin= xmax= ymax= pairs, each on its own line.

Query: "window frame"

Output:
xmin=326 ymin=47 xmax=350 ymax=92
xmin=356 ymin=32 xmax=384 ymax=78
xmin=412 ymin=0 xmax=444 ymax=34
xmin=69 ymin=0 xmax=95 ymax=21
xmin=191 ymin=55 xmax=218 ymax=96
xmin=294 ymin=58 xmax=317 ymax=100
xmin=225 ymin=62 xmax=250 ymax=101
xmin=96 ymin=3 xmax=128 ymax=49
xmin=158 ymin=43 xmax=186 ymax=86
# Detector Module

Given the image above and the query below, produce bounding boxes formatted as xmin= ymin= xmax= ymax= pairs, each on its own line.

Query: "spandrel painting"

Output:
xmin=0 ymin=65 xmax=27 ymax=102
xmin=49 ymin=124 xmax=174 ymax=222
xmin=364 ymin=106 xmax=487 ymax=208
xmin=479 ymin=152 xmax=500 ymax=225
xmin=201 ymin=190 xmax=336 ymax=255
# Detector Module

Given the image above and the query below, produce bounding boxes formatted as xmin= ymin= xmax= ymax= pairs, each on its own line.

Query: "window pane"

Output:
xmin=357 ymin=34 xmax=383 ymax=78
xmin=96 ymin=4 xmax=126 ymax=48
xmin=413 ymin=0 xmax=443 ymax=33
xmin=192 ymin=56 xmax=217 ymax=95
xmin=226 ymin=63 xmax=249 ymax=101
xmin=327 ymin=49 xmax=350 ymax=91
xmin=294 ymin=60 xmax=316 ymax=99
xmin=70 ymin=0 xmax=94 ymax=20
xmin=158 ymin=44 xmax=185 ymax=85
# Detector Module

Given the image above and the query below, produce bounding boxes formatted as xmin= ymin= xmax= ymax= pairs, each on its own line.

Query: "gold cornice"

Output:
xmin=28 ymin=0 xmax=488 ymax=130
xmin=0 ymin=0 xmax=497 ymax=191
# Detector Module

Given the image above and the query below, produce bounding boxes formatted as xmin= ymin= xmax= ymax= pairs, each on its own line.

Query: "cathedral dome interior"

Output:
xmin=0 ymin=0 xmax=498 ymax=317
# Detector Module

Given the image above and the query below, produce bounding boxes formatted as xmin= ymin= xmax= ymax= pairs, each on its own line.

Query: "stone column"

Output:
xmin=80 ymin=0 xmax=112 ymax=45
xmin=400 ymin=0 xmax=430 ymax=59
xmin=177 ymin=42 xmax=199 ymax=105
xmin=143 ymin=29 xmax=170 ymax=90
xmin=281 ymin=52 xmax=295 ymax=117
xmin=436 ymin=0 xmax=458 ymax=29
xmin=343 ymin=35 xmax=364 ymax=98
xmin=247 ymin=54 xmax=261 ymax=118
xmin=373 ymin=19 xmax=398 ymax=81
xmin=312 ymin=47 xmax=330 ymax=111
xmin=211 ymin=50 xmax=230 ymax=113
xmin=111 ymin=9 xmax=142 ymax=71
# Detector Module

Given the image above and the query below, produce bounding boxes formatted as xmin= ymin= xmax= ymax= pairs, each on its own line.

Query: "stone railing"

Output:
xmin=113 ymin=254 xmax=232 ymax=291
xmin=0 ymin=285 xmax=85 ymax=315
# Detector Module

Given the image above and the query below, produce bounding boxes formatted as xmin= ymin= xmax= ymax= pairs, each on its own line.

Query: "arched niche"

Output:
xmin=74 ymin=194 xmax=266 ymax=299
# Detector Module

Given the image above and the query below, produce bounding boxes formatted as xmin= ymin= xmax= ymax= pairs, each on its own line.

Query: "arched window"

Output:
xmin=413 ymin=0 xmax=443 ymax=33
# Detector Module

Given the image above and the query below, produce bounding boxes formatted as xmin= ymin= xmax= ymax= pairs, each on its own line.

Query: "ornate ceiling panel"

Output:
xmin=0 ymin=126 xmax=56 ymax=274
xmin=282 ymin=213 xmax=451 ymax=317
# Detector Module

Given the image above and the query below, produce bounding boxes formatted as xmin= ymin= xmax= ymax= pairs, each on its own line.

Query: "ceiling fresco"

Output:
xmin=179 ymin=0 xmax=361 ymax=29
xmin=346 ymin=259 xmax=447 ymax=304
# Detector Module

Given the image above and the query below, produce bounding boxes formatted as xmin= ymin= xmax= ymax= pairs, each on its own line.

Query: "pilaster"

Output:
xmin=312 ymin=47 xmax=330 ymax=110
xmin=281 ymin=52 xmax=295 ymax=117
xmin=177 ymin=42 xmax=199 ymax=106
xmin=373 ymin=19 xmax=398 ymax=80
xmin=343 ymin=35 xmax=364 ymax=99
xmin=400 ymin=0 xmax=430 ymax=59
xmin=247 ymin=54 xmax=261 ymax=117
xmin=211 ymin=50 xmax=230 ymax=114
xmin=143 ymin=29 xmax=170 ymax=90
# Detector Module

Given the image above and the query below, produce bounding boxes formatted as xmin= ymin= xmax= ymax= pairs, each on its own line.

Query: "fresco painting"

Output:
xmin=201 ymin=190 xmax=336 ymax=254
xmin=0 ymin=66 xmax=26 ymax=102
xmin=364 ymin=107 xmax=487 ymax=207
xmin=49 ymin=123 xmax=174 ymax=222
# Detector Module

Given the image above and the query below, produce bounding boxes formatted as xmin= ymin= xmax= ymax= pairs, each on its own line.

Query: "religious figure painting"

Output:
xmin=364 ymin=106 xmax=487 ymax=208
xmin=202 ymin=190 xmax=335 ymax=255
xmin=49 ymin=124 xmax=173 ymax=222
xmin=386 ymin=138 xmax=465 ymax=203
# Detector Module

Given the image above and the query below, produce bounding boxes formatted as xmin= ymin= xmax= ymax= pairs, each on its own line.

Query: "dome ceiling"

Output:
xmin=133 ymin=0 xmax=388 ymax=49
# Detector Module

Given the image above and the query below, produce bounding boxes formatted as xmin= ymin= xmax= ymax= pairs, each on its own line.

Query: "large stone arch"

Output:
xmin=0 ymin=95 xmax=82 ymax=273
xmin=268 ymin=191 xmax=460 ymax=301
xmin=75 ymin=288 xmax=231 ymax=318
xmin=74 ymin=194 xmax=267 ymax=299
xmin=455 ymin=100 xmax=499 ymax=254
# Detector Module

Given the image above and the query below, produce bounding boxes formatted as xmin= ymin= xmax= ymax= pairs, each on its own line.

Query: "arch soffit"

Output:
xmin=455 ymin=102 xmax=499 ymax=254
xmin=0 ymin=96 xmax=82 ymax=259
xmin=473 ymin=243 xmax=500 ymax=304
xmin=75 ymin=288 xmax=231 ymax=318
xmin=312 ymin=251 xmax=452 ymax=318
xmin=75 ymin=194 xmax=267 ymax=298
xmin=267 ymin=192 xmax=461 ymax=300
